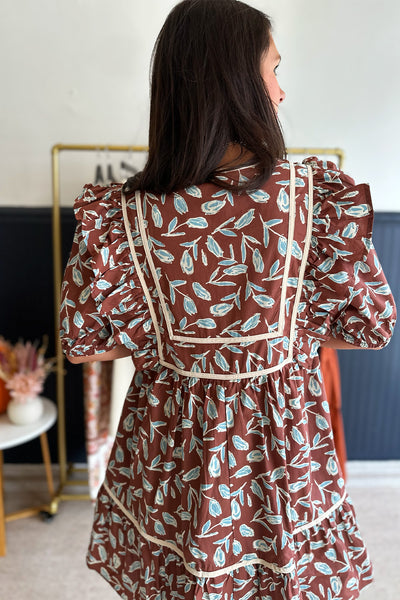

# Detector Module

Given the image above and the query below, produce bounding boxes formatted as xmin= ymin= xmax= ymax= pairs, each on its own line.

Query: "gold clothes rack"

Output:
xmin=51 ymin=144 xmax=344 ymax=507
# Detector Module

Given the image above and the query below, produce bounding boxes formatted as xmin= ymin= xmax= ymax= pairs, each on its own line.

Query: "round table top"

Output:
xmin=0 ymin=398 xmax=57 ymax=450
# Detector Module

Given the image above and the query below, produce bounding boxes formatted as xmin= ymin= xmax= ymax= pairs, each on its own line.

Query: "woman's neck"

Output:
xmin=218 ymin=143 xmax=254 ymax=169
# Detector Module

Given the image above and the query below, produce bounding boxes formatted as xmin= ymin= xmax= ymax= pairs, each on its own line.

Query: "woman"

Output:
xmin=60 ymin=1 xmax=396 ymax=598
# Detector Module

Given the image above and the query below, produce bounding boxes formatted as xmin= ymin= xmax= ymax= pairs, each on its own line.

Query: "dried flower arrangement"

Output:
xmin=0 ymin=337 xmax=54 ymax=404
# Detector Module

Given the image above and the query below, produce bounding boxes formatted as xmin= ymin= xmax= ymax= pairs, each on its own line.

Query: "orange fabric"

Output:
xmin=0 ymin=379 xmax=10 ymax=414
xmin=320 ymin=347 xmax=347 ymax=480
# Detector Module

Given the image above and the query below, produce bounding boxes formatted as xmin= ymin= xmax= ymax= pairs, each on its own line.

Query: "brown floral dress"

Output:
xmin=60 ymin=158 xmax=396 ymax=600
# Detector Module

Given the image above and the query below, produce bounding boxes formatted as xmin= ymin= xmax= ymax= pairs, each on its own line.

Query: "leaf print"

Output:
xmin=207 ymin=399 xmax=218 ymax=419
xmin=201 ymin=199 xmax=226 ymax=214
xmin=327 ymin=457 xmax=338 ymax=475
xmin=253 ymin=295 xmax=275 ymax=308
xmin=189 ymin=546 xmax=208 ymax=560
xmin=328 ymin=271 xmax=349 ymax=283
xmin=277 ymin=188 xmax=290 ymax=212
xmin=206 ymin=235 xmax=224 ymax=257
xmin=73 ymin=311 xmax=84 ymax=328
xmin=186 ymin=217 xmax=208 ymax=229
xmin=183 ymin=296 xmax=197 ymax=315
xmin=344 ymin=204 xmax=370 ymax=217
xmin=265 ymin=515 xmax=282 ymax=524
xmin=247 ymin=450 xmax=265 ymax=462
xmin=214 ymin=547 xmax=226 ymax=567
xmin=209 ymin=498 xmax=222 ymax=517
xmin=316 ymin=415 xmax=330 ymax=430
xmin=192 ymin=282 xmax=212 ymax=300
xmin=154 ymin=249 xmax=175 ymax=263
xmin=223 ymin=264 xmax=247 ymax=275
xmin=72 ymin=267 xmax=84 ymax=287
xmin=241 ymin=313 xmax=261 ymax=332
xmin=289 ymin=480 xmax=308 ymax=493
xmin=232 ymin=435 xmax=249 ymax=451
xmin=173 ymin=193 xmax=188 ymax=214
xmin=308 ymin=376 xmax=322 ymax=396
xmin=208 ymin=455 xmax=221 ymax=477
xmin=330 ymin=576 xmax=342 ymax=595
xmin=185 ymin=185 xmax=202 ymax=198
xmin=234 ymin=465 xmax=252 ymax=478
xmin=231 ymin=499 xmax=241 ymax=519
xmin=291 ymin=426 xmax=305 ymax=445
xmin=162 ymin=512 xmax=177 ymax=527
xmin=291 ymin=240 xmax=302 ymax=260
xmin=247 ymin=190 xmax=269 ymax=203
xmin=96 ymin=279 xmax=112 ymax=290
xmin=210 ymin=303 xmax=234 ymax=316
xmin=342 ymin=222 xmax=358 ymax=238
xmin=154 ymin=520 xmax=166 ymax=536
xmin=214 ymin=350 xmax=230 ymax=371
xmin=100 ymin=246 xmax=109 ymax=266
xmin=180 ymin=250 xmax=194 ymax=274
xmin=240 ymin=391 xmax=257 ymax=410
xmin=250 ymin=481 xmax=264 ymax=500
xmin=278 ymin=237 xmax=287 ymax=256
xmin=196 ymin=318 xmax=217 ymax=329
xmin=252 ymin=248 xmax=264 ymax=273
xmin=315 ymin=562 xmax=333 ymax=575
xmin=234 ymin=208 xmax=255 ymax=229
xmin=79 ymin=286 xmax=91 ymax=304
xmin=182 ymin=466 xmax=200 ymax=481
xmin=239 ymin=524 xmax=254 ymax=537
xmin=218 ymin=484 xmax=230 ymax=499
xmin=271 ymin=467 xmax=286 ymax=481
xmin=151 ymin=205 xmax=163 ymax=228
xmin=167 ymin=217 xmax=178 ymax=233
xmin=232 ymin=540 xmax=242 ymax=555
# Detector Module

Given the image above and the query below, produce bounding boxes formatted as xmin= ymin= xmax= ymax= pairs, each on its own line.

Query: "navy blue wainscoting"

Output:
xmin=0 ymin=208 xmax=398 ymax=462
xmin=338 ymin=212 xmax=400 ymax=459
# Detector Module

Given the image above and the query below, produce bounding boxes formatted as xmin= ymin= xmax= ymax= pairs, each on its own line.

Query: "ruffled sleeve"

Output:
xmin=302 ymin=157 xmax=396 ymax=348
xmin=59 ymin=184 xmax=153 ymax=362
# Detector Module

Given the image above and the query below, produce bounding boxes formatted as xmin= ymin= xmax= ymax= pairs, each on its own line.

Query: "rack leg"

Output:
xmin=0 ymin=450 xmax=6 ymax=556
xmin=40 ymin=432 xmax=55 ymax=499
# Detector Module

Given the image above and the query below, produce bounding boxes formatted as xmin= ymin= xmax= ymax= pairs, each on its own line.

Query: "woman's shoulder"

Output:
xmin=74 ymin=182 xmax=124 ymax=220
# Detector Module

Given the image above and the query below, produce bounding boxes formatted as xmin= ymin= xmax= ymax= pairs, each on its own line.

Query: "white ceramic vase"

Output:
xmin=7 ymin=396 xmax=43 ymax=426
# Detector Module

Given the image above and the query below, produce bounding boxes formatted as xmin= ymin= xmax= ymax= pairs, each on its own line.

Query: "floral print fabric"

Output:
xmin=60 ymin=158 xmax=396 ymax=599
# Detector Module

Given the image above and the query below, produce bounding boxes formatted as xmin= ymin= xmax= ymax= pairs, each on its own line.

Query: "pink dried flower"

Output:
xmin=6 ymin=369 xmax=46 ymax=403
xmin=0 ymin=337 xmax=54 ymax=401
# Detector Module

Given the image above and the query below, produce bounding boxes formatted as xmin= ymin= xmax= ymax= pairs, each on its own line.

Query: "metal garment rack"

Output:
xmin=51 ymin=144 xmax=344 ymax=507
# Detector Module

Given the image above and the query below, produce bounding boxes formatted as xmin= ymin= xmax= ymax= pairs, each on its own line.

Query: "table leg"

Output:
xmin=0 ymin=450 xmax=6 ymax=556
xmin=39 ymin=433 xmax=54 ymax=498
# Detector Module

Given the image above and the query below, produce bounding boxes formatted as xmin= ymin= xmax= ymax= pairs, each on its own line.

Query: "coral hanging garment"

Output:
xmin=60 ymin=158 xmax=396 ymax=600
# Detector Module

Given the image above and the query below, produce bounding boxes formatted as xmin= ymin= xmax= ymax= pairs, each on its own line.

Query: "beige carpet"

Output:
xmin=1 ymin=462 xmax=399 ymax=600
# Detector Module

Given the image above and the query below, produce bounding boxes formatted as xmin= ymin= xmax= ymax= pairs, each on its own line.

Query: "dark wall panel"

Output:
xmin=0 ymin=209 xmax=399 ymax=462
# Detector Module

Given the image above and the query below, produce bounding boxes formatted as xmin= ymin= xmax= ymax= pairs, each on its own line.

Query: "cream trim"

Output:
xmin=158 ymin=354 xmax=292 ymax=381
xmin=121 ymin=194 xmax=166 ymax=365
xmin=276 ymin=162 xmax=296 ymax=334
xmin=286 ymin=164 xmax=314 ymax=362
xmin=133 ymin=170 xmax=299 ymax=344
xmin=134 ymin=191 xmax=176 ymax=341
xmin=103 ymin=483 xmax=295 ymax=577
xmin=293 ymin=492 xmax=346 ymax=535
xmin=121 ymin=164 xmax=313 ymax=380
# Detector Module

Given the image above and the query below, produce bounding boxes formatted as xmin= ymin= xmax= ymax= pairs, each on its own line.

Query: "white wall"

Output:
xmin=1 ymin=0 xmax=399 ymax=210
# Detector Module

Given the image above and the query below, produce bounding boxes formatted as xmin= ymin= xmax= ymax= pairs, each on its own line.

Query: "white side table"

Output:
xmin=0 ymin=397 xmax=57 ymax=556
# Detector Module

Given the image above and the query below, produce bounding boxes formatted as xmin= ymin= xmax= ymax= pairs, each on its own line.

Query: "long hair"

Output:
xmin=124 ymin=0 xmax=286 ymax=195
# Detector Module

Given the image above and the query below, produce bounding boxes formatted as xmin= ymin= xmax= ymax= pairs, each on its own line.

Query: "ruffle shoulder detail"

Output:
xmin=303 ymin=157 xmax=374 ymax=266
xmin=73 ymin=184 xmax=152 ymax=353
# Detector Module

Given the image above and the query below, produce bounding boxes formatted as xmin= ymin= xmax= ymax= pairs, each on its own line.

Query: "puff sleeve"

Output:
xmin=302 ymin=157 xmax=396 ymax=349
xmin=59 ymin=184 xmax=154 ymax=364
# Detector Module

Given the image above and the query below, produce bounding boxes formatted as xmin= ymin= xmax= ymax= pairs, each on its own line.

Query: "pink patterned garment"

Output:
xmin=60 ymin=158 xmax=396 ymax=600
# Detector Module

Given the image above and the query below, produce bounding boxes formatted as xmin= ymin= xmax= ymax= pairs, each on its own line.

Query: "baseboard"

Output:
xmin=346 ymin=460 xmax=400 ymax=488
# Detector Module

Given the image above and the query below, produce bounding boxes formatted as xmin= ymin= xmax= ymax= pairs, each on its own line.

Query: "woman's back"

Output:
xmin=60 ymin=156 xmax=395 ymax=598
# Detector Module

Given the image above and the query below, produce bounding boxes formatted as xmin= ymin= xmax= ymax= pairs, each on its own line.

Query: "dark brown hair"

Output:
xmin=124 ymin=0 xmax=285 ymax=194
